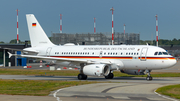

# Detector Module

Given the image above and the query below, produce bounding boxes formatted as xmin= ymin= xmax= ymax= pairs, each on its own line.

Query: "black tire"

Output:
xmin=78 ymin=74 xmax=87 ymax=80
xmin=149 ymin=76 xmax=153 ymax=80
xmin=105 ymin=75 xmax=109 ymax=79
xmin=83 ymin=75 xmax=87 ymax=80
xmin=105 ymin=73 xmax=114 ymax=79
xmin=109 ymin=73 xmax=114 ymax=79
xmin=146 ymin=76 xmax=153 ymax=81
xmin=78 ymin=74 xmax=83 ymax=80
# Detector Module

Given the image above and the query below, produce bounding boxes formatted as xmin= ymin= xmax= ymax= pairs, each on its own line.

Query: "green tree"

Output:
xmin=9 ymin=39 xmax=21 ymax=44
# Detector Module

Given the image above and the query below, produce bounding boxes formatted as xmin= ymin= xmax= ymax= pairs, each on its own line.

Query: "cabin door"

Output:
xmin=140 ymin=47 xmax=148 ymax=61
xmin=46 ymin=47 xmax=52 ymax=57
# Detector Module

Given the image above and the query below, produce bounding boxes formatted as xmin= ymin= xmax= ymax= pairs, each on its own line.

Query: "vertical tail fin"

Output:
xmin=26 ymin=14 xmax=54 ymax=47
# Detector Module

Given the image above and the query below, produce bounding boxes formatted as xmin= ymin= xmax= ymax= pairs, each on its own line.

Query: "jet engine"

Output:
xmin=120 ymin=69 xmax=145 ymax=75
xmin=83 ymin=64 xmax=110 ymax=76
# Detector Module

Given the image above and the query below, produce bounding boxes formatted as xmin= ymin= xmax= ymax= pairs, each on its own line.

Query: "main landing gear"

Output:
xmin=78 ymin=63 xmax=87 ymax=80
xmin=105 ymin=71 xmax=114 ymax=79
xmin=146 ymin=69 xmax=153 ymax=81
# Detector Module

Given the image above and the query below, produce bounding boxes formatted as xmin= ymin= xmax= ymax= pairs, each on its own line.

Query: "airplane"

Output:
xmin=8 ymin=14 xmax=177 ymax=81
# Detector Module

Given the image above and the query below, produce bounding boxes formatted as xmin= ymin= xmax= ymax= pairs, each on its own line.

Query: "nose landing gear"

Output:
xmin=145 ymin=69 xmax=153 ymax=81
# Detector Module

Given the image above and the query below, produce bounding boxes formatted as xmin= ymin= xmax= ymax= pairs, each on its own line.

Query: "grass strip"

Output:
xmin=0 ymin=68 xmax=180 ymax=77
xmin=0 ymin=79 xmax=98 ymax=96
xmin=0 ymin=68 xmax=79 ymax=76
xmin=156 ymin=84 xmax=180 ymax=99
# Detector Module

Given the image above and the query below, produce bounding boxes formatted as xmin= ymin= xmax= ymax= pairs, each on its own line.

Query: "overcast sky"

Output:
xmin=0 ymin=0 xmax=180 ymax=42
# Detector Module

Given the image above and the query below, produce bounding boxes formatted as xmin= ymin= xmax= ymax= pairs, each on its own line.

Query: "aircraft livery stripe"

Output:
xmin=50 ymin=56 xmax=175 ymax=60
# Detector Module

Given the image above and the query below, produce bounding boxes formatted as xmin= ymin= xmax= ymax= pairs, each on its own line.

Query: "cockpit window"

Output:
xmin=158 ymin=52 xmax=162 ymax=55
xmin=154 ymin=52 xmax=158 ymax=55
xmin=162 ymin=52 xmax=168 ymax=55
xmin=155 ymin=51 xmax=169 ymax=55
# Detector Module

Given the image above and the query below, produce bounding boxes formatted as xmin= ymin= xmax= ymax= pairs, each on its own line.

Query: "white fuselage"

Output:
xmin=27 ymin=44 xmax=177 ymax=70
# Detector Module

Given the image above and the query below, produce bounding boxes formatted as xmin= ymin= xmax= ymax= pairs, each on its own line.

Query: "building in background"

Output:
xmin=0 ymin=42 xmax=30 ymax=67
xmin=51 ymin=32 xmax=140 ymax=45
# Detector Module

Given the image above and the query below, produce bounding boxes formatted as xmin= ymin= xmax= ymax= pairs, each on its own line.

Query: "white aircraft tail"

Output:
xmin=26 ymin=14 xmax=54 ymax=47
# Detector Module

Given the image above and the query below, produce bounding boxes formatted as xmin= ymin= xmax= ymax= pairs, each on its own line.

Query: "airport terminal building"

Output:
xmin=51 ymin=32 xmax=140 ymax=45
xmin=0 ymin=43 xmax=30 ymax=67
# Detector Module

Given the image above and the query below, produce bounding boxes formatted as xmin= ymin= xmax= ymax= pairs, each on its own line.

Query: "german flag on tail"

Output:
xmin=32 ymin=23 xmax=36 ymax=27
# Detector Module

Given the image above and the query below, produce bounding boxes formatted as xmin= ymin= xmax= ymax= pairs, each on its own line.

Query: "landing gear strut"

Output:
xmin=105 ymin=71 xmax=114 ymax=79
xmin=145 ymin=69 xmax=153 ymax=81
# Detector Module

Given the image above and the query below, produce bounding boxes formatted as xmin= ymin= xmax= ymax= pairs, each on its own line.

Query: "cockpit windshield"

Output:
xmin=154 ymin=51 xmax=169 ymax=55
xmin=162 ymin=52 xmax=168 ymax=55
xmin=158 ymin=52 xmax=162 ymax=55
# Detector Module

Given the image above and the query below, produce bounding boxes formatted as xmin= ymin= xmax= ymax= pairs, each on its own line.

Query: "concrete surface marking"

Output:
xmin=53 ymin=89 xmax=62 ymax=101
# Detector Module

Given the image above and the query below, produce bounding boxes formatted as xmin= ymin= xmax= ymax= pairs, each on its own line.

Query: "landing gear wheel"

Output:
xmin=78 ymin=74 xmax=87 ymax=80
xmin=105 ymin=73 xmax=114 ymax=79
xmin=145 ymin=69 xmax=153 ymax=81
xmin=146 ymin=76 xmax=153 ymax=81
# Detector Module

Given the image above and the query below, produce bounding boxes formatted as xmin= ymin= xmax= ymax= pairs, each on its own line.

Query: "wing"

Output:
xmin=4 ymin=48 xmax=39 ymax=54
xmin=8 ymin=52 xmax=111 ymax=64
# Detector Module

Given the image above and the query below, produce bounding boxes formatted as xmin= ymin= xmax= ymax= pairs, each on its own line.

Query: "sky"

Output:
xmin=0 ymin=0 xmax=180 ymax=43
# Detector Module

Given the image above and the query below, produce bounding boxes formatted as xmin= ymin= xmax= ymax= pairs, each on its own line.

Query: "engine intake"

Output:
xmin=83 ymin=64 xmax=110 ymax=76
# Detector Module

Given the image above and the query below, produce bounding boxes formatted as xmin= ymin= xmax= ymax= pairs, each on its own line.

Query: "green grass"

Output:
xmin=0 ymin=68 xmax=79 ymax=76
xmin=0 ymin=79 xmax=98 ymax=96
xmin=156 ymin=84 xmax=180 ymax=99
xmin=0 ymin=68 xmax=180 ymax=77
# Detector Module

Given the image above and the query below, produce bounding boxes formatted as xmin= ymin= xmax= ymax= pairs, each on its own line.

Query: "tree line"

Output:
xmin=140 ymin=38 xmax=180 ymax=45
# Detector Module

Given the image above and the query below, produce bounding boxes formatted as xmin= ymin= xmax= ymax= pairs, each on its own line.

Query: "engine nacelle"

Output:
xmin=120 ymin=69 xmax=145 ymax=75
xmin=83 ymin=64 xmax=110 ymax=76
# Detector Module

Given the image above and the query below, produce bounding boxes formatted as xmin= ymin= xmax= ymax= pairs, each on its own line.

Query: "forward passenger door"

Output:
xmin=140 ymin=47 xmax=148 ymax=61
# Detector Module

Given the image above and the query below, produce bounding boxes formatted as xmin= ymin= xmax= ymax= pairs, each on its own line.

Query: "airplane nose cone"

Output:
xmin=169 ymin=58 xmax=177 ymax=67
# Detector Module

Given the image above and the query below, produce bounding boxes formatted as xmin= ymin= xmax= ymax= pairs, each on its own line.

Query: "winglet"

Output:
xmin=7 ymin=52 xmax=13 ymax=58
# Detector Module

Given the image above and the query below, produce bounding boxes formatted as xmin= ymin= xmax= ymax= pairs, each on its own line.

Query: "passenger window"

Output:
xmin=158 ymin=52 xmax=162 ymax=55
xmin=154 ymin=52 xmax=158 ymax=55
xmin=134 ymin=53 xmax=136 ymax=55
xmin=121 ymin=53 xmax=123 ymax=55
